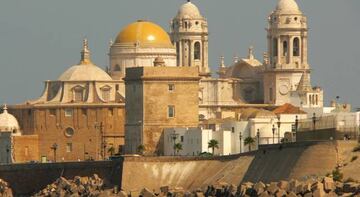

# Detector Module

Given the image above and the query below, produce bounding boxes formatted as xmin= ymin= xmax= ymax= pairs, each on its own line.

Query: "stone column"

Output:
xmin=178 ymin=40 xmax=182 ymax=67
xmin=289 ymin=36 xmax=293 ymax=64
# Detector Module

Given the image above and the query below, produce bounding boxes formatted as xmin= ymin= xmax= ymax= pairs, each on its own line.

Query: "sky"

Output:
xmin=0 ymin=0 xmax=359 ymax=108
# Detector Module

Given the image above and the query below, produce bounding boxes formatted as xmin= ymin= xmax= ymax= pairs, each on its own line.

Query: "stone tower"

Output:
xmin=263 ymin=0 xmax=322 ymax=107
xmin=170 ymin=0 xmax=211 ymax=77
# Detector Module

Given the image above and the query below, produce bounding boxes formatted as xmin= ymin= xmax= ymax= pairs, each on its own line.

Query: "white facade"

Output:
xmin=163 ymin=128 xmax=212 ymax=156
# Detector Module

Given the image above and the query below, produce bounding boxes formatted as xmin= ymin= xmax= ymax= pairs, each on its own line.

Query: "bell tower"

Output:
xmin=263 ymin=0 xmax=315 ymax=106
xmin=170 ymin=0 xmax=211 ymax=77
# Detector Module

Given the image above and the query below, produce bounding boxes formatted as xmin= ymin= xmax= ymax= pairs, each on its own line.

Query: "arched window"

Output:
xmin=273 ymin=38 xmax=278 ymax=57
xmin=283 ymin=41 xmax=288 ymax=56
xmin=293 ymin=38 xmax=300 ymax=56
xmin=194 ymin=42 xmax=201 ymax=60
xmin=73 ymin=86 xmax=84 ymax=102
xmin=184 ymin=22 xmax=188 ymax=29
xmin=114 ymin=64 xmax=121 ymax=71
xmin=309 ymin=95 xmax=312 ymax=105
xmin=176 ymin=42 xmax=180 ymax=66
xmin=101 ymin=86 xmax=111 ymax=102
xmin=315 ymin=95 xmax=319 ymax=105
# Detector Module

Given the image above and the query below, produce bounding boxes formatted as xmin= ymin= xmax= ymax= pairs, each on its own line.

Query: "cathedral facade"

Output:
xmin=6 ymin=0 xmax=325 ymax=158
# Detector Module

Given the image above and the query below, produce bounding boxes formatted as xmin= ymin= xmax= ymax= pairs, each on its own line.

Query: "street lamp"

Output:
xmin=272 ymin=124 xmax=276 ymax=144
xmin=239 ymin=132 xmax=242 ymax=153
xmin=277 ymin=117 xmax=281 ymax=144
xmin=295 ymin=115 xmax=299 ymax=133
xmin=170 ymin=130 xmax=179 ymax=156
xmin=312 ymin=113 xmax=317 ymax=131
xmin=51 ymin=143 xmax=58 ymax=162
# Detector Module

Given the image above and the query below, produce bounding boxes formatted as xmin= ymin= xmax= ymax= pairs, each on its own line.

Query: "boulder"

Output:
xmin=141 ymin=188 xmax=156 ymax=197
xmin=278 ymin=180 xmax=289 ymax=191
xmin=259 ymin=191 xmax=271 ymax=197
xmin=343 ymin=182 xmax=359 ymax=193
xmin=321 ymin=177 xmax=335 ymax=193
xmin=313 ymin=188 xmax=326 ymax=197
xmin=286 ymin=191 xmax=297 ymax=197
xmin=254 ymin=182 xmax=266 ymax=195
xmin=275 ymin=189 xmax=287 ymax=197
xmin=266 ymin=182 xmax=279 ymax=194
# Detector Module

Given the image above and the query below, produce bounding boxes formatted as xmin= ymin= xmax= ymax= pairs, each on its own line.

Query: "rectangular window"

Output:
xmin=115 ymin=84 xmax=119 ymax=91
xmin=25 ymin=146 xmax=29 ymax=156
xmin=65 ymin=108 xmax=73 ymax=117
xmin=81 ymin=109 xmax=87 ymax=116
xmin=66 ymin=143 xmax=73 ymax=153
xmin=168 ymin=106 xmax=175 ymax=118
xmin=49 ymin=109 xmax=56 ymax=116
xmin=232 ymin=127 xmax=235 ymax=133
xmin=74 ymin=90 xmax=83 ymax=102
xmin=168 ymin=84 xmax=175 ymax=92
xmin=109 ymin=108 xmax=114 ymax=116
xmin=102 ymin=90 xmax=110 ymax=102
xmin=181 ymin=136 xmax=184 ymax=142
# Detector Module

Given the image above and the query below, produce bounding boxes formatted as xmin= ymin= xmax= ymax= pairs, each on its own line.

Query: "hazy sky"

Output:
xmin=0 ymin=0 xmax=359 ymax=108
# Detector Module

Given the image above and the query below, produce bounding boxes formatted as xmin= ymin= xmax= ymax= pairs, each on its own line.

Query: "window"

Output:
xmin=168 ymin=84 xmax=175 ymax=92
xmin=283 ymin=41 xmax=288 ymax=56
xmin=176 ymin=42 xmax=180 ymax=66
xmin=65 ymin=127 xmax=75 ymax=137
xmin=25 ymin=146 xmax=29 ymax=156
xmin=49 ymin=109 xmax=56 ymax=116
xmin=184 ymin=22 xmax=188 ymax=29
xmin=101 ymin=86 xmax=111 ymax=102
xmin=293 ymin=37 xmax=300 ymax=56
xmin=114 ymin=64 xmax=121 ymax=71
xmin=109 ymin=108 xmax=114 ymax=116
xmin=316 ymin=95 xmax=319 ymax=105
xmin=231 ymin=127 xmax=235 ymax=133
xmin=273 ymin=38 xmax=278 ymax=57
xmin=181 ymin=136 xmax=184 ymax=142
xmin=73 ymin=86 xmax=84 ymax=102
xmin=168 ymin=106 xmax=175 ymax=118
xmin=194 ymin=42 xmax=201 ymax=60
xmin=66 ymin=143 xmax=73 ymax=153
xmin=65 ymin=108 xmax=73 ymax=117
xmin=115 ymin=84 xmax=119 ymax=91
xmin=81 ymin=109 xmax=87 ymax=116
xmin=195 ymin=21 xmax=199 ymax=25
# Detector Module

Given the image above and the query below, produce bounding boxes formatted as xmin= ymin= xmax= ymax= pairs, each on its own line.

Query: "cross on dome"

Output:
xmin=80 ymin=38 xmax=92 ymax=64
xmin=2 ymin=104 xmax=8 ymax=113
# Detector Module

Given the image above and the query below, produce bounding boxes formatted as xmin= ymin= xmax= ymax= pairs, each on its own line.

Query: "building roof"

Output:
xmin=176 ymin=1 xmax=203 ymax=19
xmin=58 ymin=39 xmax=112 ymax=81
xmin=114 ymin=20 xmax=173 ymax=48
xmin=275 ymin=0 xmax=302 ymax=14
xmin=272 ymin=103 xmax=307 ymax=115
xmin=0 ymin=104 xmax=20 ymax=132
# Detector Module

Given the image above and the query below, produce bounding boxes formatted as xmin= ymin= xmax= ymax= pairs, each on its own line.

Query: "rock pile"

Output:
xmin=33 ymin=174 xmax=105 ymax=197
xmin=0 ymin=179 xmax=12 ymax=197
xmin=131 ymin=177 xmax=360 ymax=197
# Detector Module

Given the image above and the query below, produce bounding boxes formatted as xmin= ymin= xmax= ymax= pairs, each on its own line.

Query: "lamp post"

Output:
xmin=239 ymin=132 xmax=242 ymax=153
xmin=257 ymin=129 xmax=260 ymax=146
xmin=170 ymin=130 xmax=179 ymax=156
xmin=272 ymin=124 xmax=276 ymax=144
xmin=312 ymin=113 xmax=317 ymax=131
xmin=295 ymin=115 xmax=299 ymax=133
xmin=277 ymin=117 xmax=281 ymax=144
xmin=51 ymin=143 xmax=58 ymax=162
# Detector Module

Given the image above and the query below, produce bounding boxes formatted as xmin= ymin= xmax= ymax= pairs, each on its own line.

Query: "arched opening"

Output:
xmin=293 ymin=38 xmax=300 ymax=56
xmin=283 ymin=41 xmax=288 ymax=56
xmin=309 ymin=95 xmax=312 ymax=105
xmin=273 ymin=38 xmax=278 ymax=57
xmin=315 ymin=95 xmax=319 ymax=105
xmin=176 ymin=42 xmax=180 ymax=66
xmin=194 ymin=42 xmax=201 ymax=60
xmin=184 ymin=22 xmax=188 ymax=29
xmin=114 ymin=64 xmax=121 ymax=71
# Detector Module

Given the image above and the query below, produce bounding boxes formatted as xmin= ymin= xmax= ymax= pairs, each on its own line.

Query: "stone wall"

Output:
xmin=0 ymin=160 xmax=122 ymax=195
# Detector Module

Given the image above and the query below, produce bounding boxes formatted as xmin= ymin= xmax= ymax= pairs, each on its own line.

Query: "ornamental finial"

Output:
xmin=80 ymin=38 xmax=92 ymax=64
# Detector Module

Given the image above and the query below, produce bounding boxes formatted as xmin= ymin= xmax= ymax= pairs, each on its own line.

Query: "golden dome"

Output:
xmin=115 ymin=20 xmax=174 ymax=48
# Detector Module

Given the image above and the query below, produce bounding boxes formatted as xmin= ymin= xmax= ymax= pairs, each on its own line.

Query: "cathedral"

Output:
xmin=2 ymin=0 xmax=325 ymax=160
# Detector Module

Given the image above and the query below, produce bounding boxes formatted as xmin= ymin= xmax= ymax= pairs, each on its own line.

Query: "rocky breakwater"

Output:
xmin=0 ymin=179 xmax=12 ymax=197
